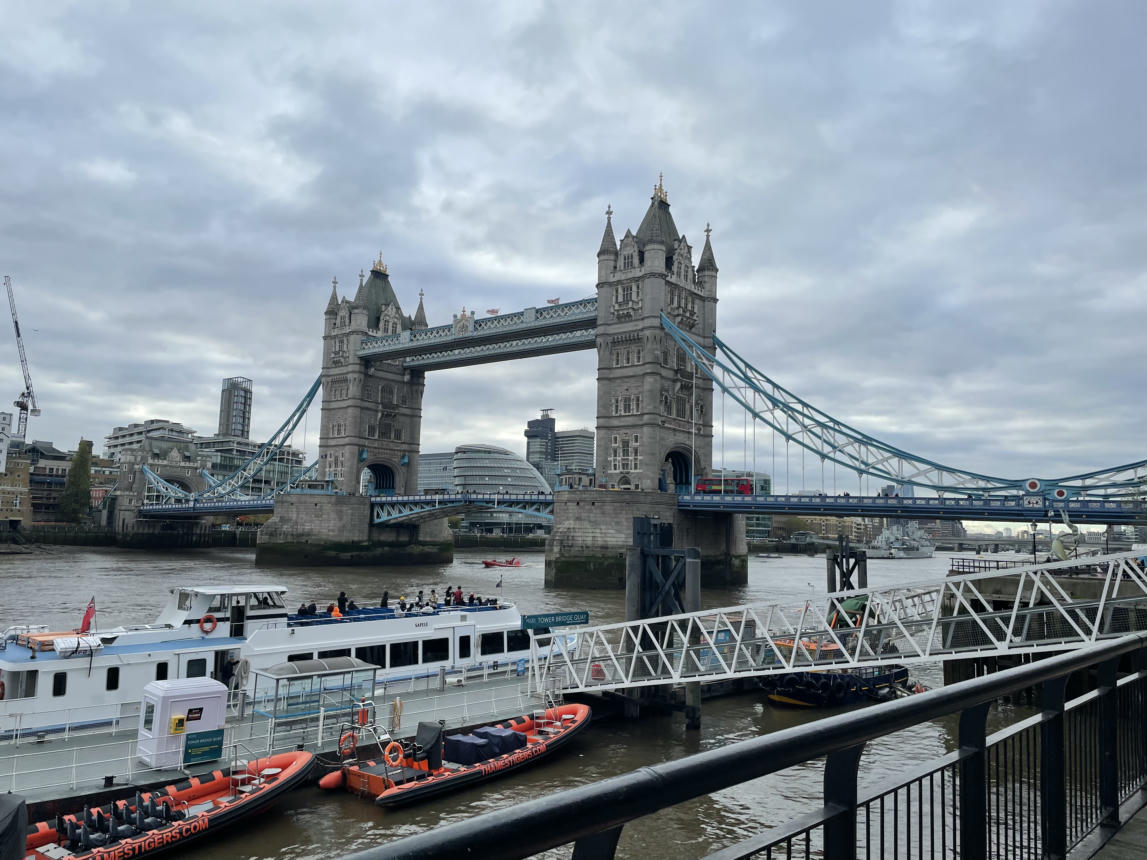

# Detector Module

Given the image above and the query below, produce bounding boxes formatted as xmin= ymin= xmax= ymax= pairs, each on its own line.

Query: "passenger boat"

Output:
xmin=481 ymin=558 xmax=522 ymax=568
xmin=759 ymin=665 xmax=911 ymax=707
xmin=319 ymin=703 xmax=591 ymax=807
xmin=21 ymin=750 xmax=313 ymax=858
xmin=0 ymin=586 xmax=545 ymax=736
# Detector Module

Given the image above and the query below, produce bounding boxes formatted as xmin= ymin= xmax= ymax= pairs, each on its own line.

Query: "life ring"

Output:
xmin=338 ymin=731 xmax=357 ymax=756
xmin=383 ymin=741 xmax=404 ymax=767
xmin=199 ymin=614 xmax=217 ymax=634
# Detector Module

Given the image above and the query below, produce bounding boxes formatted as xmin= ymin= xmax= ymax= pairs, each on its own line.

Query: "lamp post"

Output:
xmin=1031 ymin=522 xmax=1038 ymax=564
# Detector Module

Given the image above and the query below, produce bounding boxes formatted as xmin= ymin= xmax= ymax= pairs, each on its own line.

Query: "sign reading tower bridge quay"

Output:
xmin=521 ymin=611 xmax=590 ymax=630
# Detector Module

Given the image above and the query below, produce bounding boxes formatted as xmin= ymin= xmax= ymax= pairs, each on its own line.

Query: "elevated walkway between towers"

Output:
xmin=532 ymin=551 xmax=1147 ymax=694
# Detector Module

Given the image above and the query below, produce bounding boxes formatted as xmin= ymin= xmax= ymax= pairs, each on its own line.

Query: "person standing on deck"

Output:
xmin=337 ymin=592 xmax=348 ymax=614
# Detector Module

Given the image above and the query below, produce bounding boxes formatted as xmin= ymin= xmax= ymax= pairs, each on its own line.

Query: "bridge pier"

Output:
xmin=547 ymin=490 xmax=746 ymax=589
xmin=256 ymin=494 xmax=453 ymax=565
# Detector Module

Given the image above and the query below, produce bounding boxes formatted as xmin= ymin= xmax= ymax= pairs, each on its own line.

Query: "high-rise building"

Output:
xmin=104 ymin=420 xmax=197 ymax=461
xmin=555 ymin=428 xmax=594 ymax=488
xmin=218 ymin=377 xmax=253 ymax=439
xmin=524 ymin=409 xmax=557 ymax=477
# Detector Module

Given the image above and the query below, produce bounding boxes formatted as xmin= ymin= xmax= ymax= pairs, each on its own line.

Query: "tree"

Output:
xmin=58 ymin=439 xmax=93 ymax=523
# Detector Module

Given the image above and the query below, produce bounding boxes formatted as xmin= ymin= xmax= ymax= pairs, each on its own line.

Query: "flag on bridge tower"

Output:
xmin=546 ymin=297 xmax=560 ymax=305
xmin=79 ymin=597 xmax=96 ymax=633
xmin=486 ymin=308 xmax=500 ymax=315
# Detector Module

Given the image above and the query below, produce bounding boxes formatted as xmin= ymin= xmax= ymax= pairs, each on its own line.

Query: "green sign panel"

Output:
xmin=183 ymin=728 xmax=225 ymax=764
xmin=521 ymin=611 xmax=589 ymax=630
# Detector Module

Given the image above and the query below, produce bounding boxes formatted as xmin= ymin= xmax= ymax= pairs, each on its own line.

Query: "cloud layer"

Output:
xmin=1 ymin=1 xmax=1143 ymax=491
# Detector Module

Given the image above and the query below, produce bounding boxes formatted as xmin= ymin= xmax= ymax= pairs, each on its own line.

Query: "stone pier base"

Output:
xmin=256 ymin=494 xmax=453 ymax=566
xmin=545 ymin=490 xmax=747 ymax=589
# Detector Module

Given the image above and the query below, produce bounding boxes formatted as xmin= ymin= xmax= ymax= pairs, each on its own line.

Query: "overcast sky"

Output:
xmin=1 ymin=1 xmax=1143 ymax=493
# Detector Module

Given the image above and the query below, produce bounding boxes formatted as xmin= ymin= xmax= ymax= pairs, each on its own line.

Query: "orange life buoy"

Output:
xmin=383 ymin=741 xmax=403 ymax=767
xmin=338 ymin=731 xmax=357 ymax=756
xmin=199 ymin=614 xmax=217 ymax=634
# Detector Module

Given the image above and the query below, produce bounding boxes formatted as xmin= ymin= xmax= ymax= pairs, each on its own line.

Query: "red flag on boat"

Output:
xmin=79 ymin=597 xmax=95 ymax=633
xmin=546 ymin=297 xmax=560 ymax=305
xmin=486 ymin=308 xmax=500 ymax=315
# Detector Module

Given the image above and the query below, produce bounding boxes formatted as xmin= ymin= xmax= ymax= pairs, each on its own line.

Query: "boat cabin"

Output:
xmin=155 ymin=585 xmax=290 ymax=637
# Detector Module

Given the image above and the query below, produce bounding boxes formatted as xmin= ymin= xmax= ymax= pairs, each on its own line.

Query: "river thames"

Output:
xmin=0 ymin=547 xmax=1030 ymax=858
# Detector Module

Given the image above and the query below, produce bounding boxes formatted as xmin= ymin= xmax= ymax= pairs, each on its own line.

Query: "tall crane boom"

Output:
xmin=4 ymin=275 xmax=40 ymax=439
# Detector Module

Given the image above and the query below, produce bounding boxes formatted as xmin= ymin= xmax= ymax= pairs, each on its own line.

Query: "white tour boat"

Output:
xmin=0 ymin=585 xmax=543 ymax=736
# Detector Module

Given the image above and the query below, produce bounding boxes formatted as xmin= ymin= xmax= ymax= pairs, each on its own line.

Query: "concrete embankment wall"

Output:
xmin=545 ymin=489 xmax=747 ymax=589
xmin=255 ymin=494 xmax=453 ymax=566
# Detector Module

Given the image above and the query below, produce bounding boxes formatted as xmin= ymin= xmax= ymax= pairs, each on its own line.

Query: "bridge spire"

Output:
xmin=326 ymin=277 xmax=339 ymax=312
xmin=697 ymin=223 xmax=718 ymax=274
xmin=413 ymin=288 xmax=428 ymax=330
xmin=597 ymin=204 xmax=618 ymax=257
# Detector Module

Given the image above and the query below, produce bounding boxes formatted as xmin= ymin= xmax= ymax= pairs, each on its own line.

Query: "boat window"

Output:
xmin=457 ymin=635 xmax=471 ymax=660
xmin=5 ymin=670 xmax=36 ymax=699
xmin=177 ymin=591 xmax=192 ymax=611
xmin=318 ymin=648 xmax=351 ymax=659
xmin=156 ymin=662 xmax=169 ymax=681
xmin=106 ymin=667 xmax=120 ymax=691
xmin=480 ymin=632 xmax=505 ymax=655
xmin=389 ymin=641 xmax=418 ymax=668
xmin=506 ymin=630 xmax=530 ymax=652
xmin=356 ymin=644 xmax=386 ymax=667
xmin=422 ymin=638 xmax=449 ymax=663
xmin=143 ymin=702 xmax=155 ymax=732
xmin=288 ymin=652 xmax=312 ymax=662
xmin=186 ymin=658 xmax=207 ymax=678
xmin=52 ymin=672 xmax=67 ymax=697
xmin=208 ymin=595 xmax=229 ymax=613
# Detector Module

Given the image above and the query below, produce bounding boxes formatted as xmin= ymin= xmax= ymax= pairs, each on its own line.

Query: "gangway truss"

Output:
xmin=534 ymin=551 xmax=1147 ymax=694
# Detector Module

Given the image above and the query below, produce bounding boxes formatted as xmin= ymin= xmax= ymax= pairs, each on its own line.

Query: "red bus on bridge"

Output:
xmin=695 ymin=476 xmax=753 ymax=495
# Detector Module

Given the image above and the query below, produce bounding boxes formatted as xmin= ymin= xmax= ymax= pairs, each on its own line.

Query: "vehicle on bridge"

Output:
xmin=694 ymin=476 xmax=752 ymax=494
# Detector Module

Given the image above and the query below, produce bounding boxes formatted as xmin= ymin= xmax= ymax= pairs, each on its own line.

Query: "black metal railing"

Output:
xmin=345 ymin=633 xmax=1147 ymax=860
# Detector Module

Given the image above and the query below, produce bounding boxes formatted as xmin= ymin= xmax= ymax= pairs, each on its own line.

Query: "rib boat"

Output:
xmin=21 ymin=750 xmax=313 ymax=858
xmin=319 ymin=703 xmax=591 ymax=807
xmin=481 ymin=558 xmax=522 ymax=568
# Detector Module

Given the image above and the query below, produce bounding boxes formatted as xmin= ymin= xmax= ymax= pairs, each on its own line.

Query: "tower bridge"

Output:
xmin=127 ymin=178 xmax=1146 ymax=577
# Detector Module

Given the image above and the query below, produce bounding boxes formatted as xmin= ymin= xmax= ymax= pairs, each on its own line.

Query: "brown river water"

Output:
xmin=0 ymin=547 xmax=1028 ymax=858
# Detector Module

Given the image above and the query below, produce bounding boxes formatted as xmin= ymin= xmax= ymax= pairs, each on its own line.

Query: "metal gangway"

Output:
xmin=535 ymin=550 xmax=1147 ymax=693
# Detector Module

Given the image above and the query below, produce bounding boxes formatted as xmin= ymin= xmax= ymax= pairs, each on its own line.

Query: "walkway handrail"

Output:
xmin=346 ymin=632 xmax=1147 ymax=859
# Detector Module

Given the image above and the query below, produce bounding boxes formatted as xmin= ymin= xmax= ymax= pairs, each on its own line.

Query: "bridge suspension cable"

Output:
xmin=141 ymin=375 xmax=323 ymax=503
xmin=660 ymin=313 xmax=1147 ymax=498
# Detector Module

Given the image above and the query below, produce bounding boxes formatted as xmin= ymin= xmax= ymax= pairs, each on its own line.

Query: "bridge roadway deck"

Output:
xmin=535 ymin=550 xmax=1147 ymax=695
xmin=0 ymin=671 xmax=543 ymax=808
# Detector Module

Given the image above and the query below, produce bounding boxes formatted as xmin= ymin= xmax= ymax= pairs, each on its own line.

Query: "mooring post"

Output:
xmin=624 ymin=546 xmax=642 ymax=623
xmin=856 ymin=551 xmax=867 ymax=589
xmin=684 ymin=553 xmax=702 ymax=731
xmin=825 ymin=549 xmax=838 ymax=593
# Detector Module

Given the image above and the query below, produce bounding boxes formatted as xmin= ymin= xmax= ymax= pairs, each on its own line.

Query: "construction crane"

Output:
xmin=4 ymin=275 xmax=40 ymax=439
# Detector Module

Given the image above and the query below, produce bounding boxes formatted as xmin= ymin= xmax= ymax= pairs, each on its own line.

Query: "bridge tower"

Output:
xmin=319 ymin=255 xmax=428 ymax=496
xmin=593 ymin=176 xmax=717 ymax=492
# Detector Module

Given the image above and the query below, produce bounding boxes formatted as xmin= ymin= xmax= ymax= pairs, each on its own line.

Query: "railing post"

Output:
xmin=1040 ymin=676 xmax=1068 ymax=860
xmin=958 ymin=701 xmax=991 ymax=860
xmin=823 ymin=742 xmax=865 ymax=860
xmin=1097 ymin=657 xmax=1120 ymax=830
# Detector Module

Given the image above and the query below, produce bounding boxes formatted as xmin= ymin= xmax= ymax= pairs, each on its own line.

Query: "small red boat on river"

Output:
xmin=319 ymin=703 xmax=590 ymax=807
xmin=482 ymin=557 xmax=522 ymax=568
xmin=20 ymin=750 xmax=313 ymax=859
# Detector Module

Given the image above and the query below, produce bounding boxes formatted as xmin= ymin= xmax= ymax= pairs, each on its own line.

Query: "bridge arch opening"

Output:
xmin=664 ymin=451 xmax=693 ymax=494
xmin=144 ymin=477 xmax=192 ymax=505
xmin=360 ymin=463 xmax=396 ymax=496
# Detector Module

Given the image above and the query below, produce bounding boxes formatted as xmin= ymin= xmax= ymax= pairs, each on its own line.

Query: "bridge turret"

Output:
xmin=697 ymin=224 xmax=718 ymax=293
xmin=596 ymin=205 xmax=618 ymax=282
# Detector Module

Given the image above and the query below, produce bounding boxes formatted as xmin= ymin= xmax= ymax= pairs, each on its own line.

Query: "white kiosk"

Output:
xmin=136 ymin=678 xmax=228 ymax=769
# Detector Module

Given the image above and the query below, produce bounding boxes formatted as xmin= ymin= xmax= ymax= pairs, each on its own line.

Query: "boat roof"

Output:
xmin=256 ymin=656 xmax=379 ymax=678
xmin=173 ymin=585 xmax=290 ymax=595
xmin=0 ymin=636 xmax=246 ymax=665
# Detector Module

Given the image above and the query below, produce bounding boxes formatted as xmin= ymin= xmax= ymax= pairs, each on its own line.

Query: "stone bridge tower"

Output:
xmin=319 ymin=255 xmax=429 ymax=496
xmin=593 ymin=177 xmax=718 ymax=492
